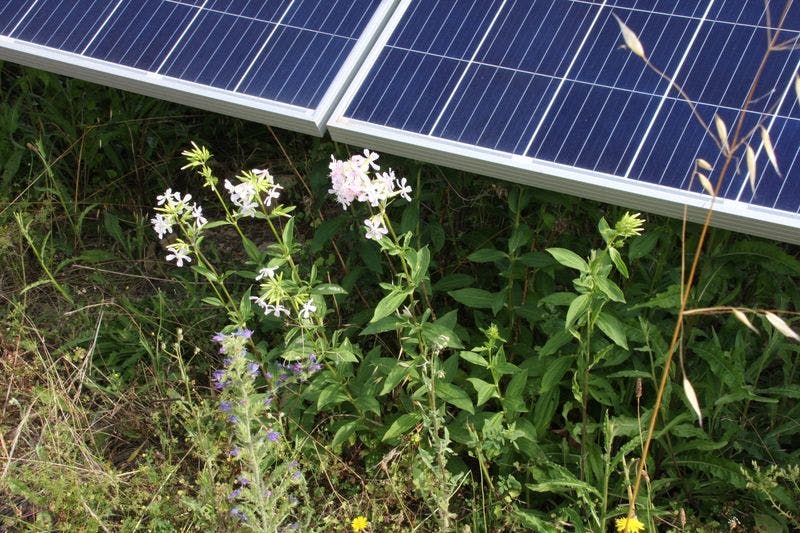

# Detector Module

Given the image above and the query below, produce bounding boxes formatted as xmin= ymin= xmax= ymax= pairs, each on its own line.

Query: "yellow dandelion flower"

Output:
xmin=351 ymin=515 xmax=369 ymax=532
xmin=616 ymin=515 xmax=645 ymax=533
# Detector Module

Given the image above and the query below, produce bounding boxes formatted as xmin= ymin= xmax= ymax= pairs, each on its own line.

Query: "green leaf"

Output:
xmin=508 ymin=224 xmax=533 ymax=253
xmin=317 ymin=383 xmax=348 ymax=410
xmin=502 ymin=369 xmax=529 ymax=415
xmin=191 ymin=264 xmax=218 ymax=283
xmin=517 ymin=252 xmax=554 ymax=268
xmin=382 ymin=413 xmax=420 ymax=442
xmin=468 ymin=248 xmax=507 ymax=263
xmin=309 ymin=218 xmax=344 ymax=253
xmin=331 ymin=420 xmax=361 ymax=449
xmin=202 ymin=297 xmax=224 ymax=307
xmin=449 ymin=288 xmax=495 ymax=309
xmin=595 ymin=278 xmax=625 ymax=303
xmin=380 ymin=363 xmax=408 ymax=395
xmin=546 ymin=248 xmax=589 ymax=272
xmin=361 ymin=315 xmax=403 ymax=336
xmin=240 ymin=235 xmax=261 ymax=262
xmin=565 ymin=293 xmax=591 ymax=329
xmin=371 ymin=289 xmax=409 ymax=322
xmin=311 ymin=283 xmax=348 ymax=295
xmin=433 ymin=273 xmax=474 ymax=292
xmin=539 ymin=292 xmax=577 ymax=307
xmin=202 ymin=220 xmax=230 ymax=230
xmin=411 ymin=246 xmax=430 ymax=285
xmin=468 ymin=378 xmax=500 ymax=406
xmin=539 ymin=330 xmax=573 ymax=357
xmin=353 ymin=394 xmax=381 ymax=415
xmin=459 ymin=350 xmax=489 ymax=368
xmin=539 ymin=356 xmax=573 ymax=394
xmin=436 ymin=382 xmax=474 ymax=414
xmin=281 ymin=217 xmax=295 ymax=247
xmin=608 ymin=247 xmax=629 ymax=278
xmin=421 ymin=323 xmax=463 ymax=350
xmin=595 ymin=312 xmax=628 ymax=349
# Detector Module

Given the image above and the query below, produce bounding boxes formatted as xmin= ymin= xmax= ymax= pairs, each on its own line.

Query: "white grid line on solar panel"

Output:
xmin=81 ymin=1 xmax=125 ymax=55
xmin=7 ymin=0 xmax=39 ymax=37
xmin=439 ymin=0 xmax=587 ymax=149
xmin=154 ymin=0 xmax=210 ymax=73
xmin=427 ymin=0 xmax=510 ymax=136
xmin=398 ymin=1 xmax=474 ymax=132
xmin=373 ymin=44 xmax=800 ymax=124
xmin=350 ymin=1 xmax=464 ymax=126
xmin=623 ymin=0 xmax=717 ymax=179
xmin=570 ymin=0 xmax=799 ymax=33
xmin=482 ymin=2 xmax=559 ymax=151
xmin=165 ymin=0 xmax=365 ymax=41
xmin=530 ymin=0 xmax=659 ymax=168
xmin=272 ymin=2 xmax=360 ymax=104
xmin=242 ymin=0 xmax=363 ymax=101
xmin=232 ymin=0 xmax=296 ymax=92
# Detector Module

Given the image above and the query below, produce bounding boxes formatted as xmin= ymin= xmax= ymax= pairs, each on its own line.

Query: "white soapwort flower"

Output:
xmin=299 ymin=298 xmax=317 ymax=319
xmin=165 ymin=242 xmax=192 ymax=267
xmin=150 ymin=213 xmax=174 ymax=239
xmin=364 ymin=215 xmax=388 ymax=241
xmin=255 ymin=266 xmax=277 ymax=281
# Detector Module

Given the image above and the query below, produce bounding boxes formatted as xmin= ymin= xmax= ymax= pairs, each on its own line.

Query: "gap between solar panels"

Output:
xmin=0 ymin=0 xmax=398 ymax=135
xmin=328 ymin=0 xmax=800 ymax=245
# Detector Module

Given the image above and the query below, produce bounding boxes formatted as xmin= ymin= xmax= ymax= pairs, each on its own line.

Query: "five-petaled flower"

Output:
xmin=364 ymin=216 xmax=388 ymax=241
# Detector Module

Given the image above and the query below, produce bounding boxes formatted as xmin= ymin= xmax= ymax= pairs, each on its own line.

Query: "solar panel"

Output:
xmin=329 ymin=0 xmax=800 ymax=244
xmin=0 ymin=0 xmax=397 ymax=135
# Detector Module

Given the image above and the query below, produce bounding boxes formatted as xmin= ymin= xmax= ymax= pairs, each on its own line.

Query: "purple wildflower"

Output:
xmin=229 ymin=446 xmax=240 ymax=457
xmin=219 ymin=400 xmax=233 ymax=412
xmin=236 ymin=328 xmax=253 ymax=339
xmin=247 ymin=362 xmax=260 ymax=377
xmin=267 ymin=430 xmax=280 ymax=442
xmin=212 ymin=369 xmax=227 ymax=390
xmin=228 ymin=415 xmax=240 ymax=424
xmin=227 ymin=488 xmax=242 ymax=501
xmin=212 ymin=332 xmax=226 ymax=344
xmin=230 ymin=507 xmax=247 ymax=521
xmin=264 ymin=396 xmax=273 ymax=407
xmin=237 ymin=475 xmax=250 ymax=486
xmin=290 ymin=362 xmax=303 ymax=374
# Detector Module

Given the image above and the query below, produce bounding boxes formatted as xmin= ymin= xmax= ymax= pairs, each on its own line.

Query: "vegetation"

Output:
xmin=1 ymin=43 xmax=799 ymax=533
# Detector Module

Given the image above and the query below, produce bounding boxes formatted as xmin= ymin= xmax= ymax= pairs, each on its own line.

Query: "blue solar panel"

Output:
xmin=330 ymin=0 xmax=800 ymax=243
xmin=0 ymin=0 xmax=395 ymax=134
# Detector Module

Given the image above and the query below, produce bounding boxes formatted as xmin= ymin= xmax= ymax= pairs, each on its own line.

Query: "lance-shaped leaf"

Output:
xmin=612 ymin=14 xmax=646 ymax=59
xmin=683 ymin=377 xmax=703 ymax=427
xmin=714 ymin=115 xmax=729 ymax=154
xmin=746 ymin=144 xmax=757 ymax=193
xmin=765 ymin=312 xmax=800 ymax=341
xmin=760 ymin=126 xmax=781 ymax=176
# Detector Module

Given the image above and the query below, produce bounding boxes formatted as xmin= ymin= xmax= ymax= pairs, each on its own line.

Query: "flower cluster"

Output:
xmin=328 ymin=150 xmax=412 ymax=241
xmin=150 ymin=188 xmax=207 ymax=266
xmin=249 ymin=265 xmax=320 ymax=322
xmin=224 ymin=168 xmax=283 ymax=218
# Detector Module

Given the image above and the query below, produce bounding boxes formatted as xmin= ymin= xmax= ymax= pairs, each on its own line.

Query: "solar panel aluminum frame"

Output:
xmin=328 ymin=0 xmax=800 ymax=245
xmin=0 ymin=0 xmax=399 ymax=136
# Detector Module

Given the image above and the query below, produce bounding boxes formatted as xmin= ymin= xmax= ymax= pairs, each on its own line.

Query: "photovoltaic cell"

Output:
xmin=0 ymin=0 xmax=394 ymax=134
xmin=330 ymin=0 xmax=800 ymax=243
